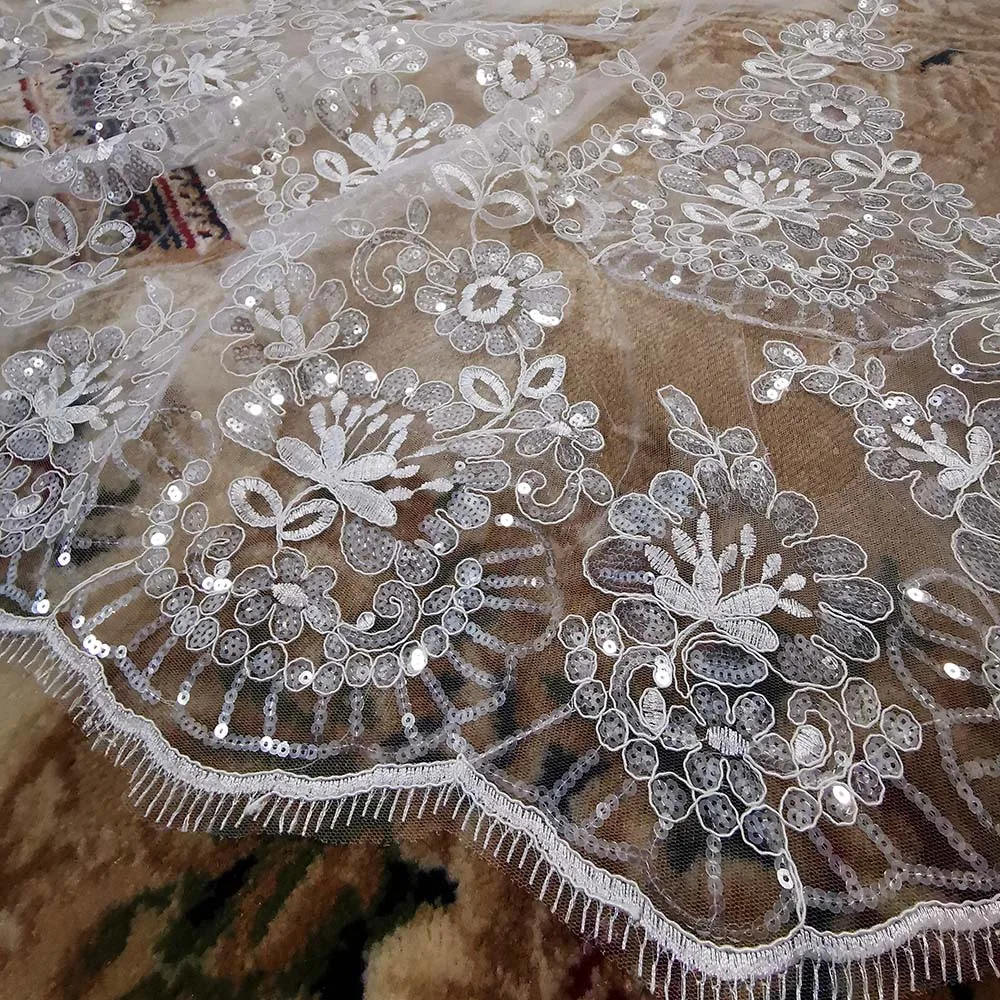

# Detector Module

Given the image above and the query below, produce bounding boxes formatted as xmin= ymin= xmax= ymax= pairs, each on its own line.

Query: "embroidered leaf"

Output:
xmin=314 ymin=149 xmax=350 ymax=182
xmin=518 ymin=355 xmax=566 ymax=399
xmin=458 ymin=366 xmax=510 ymax=413
xmin=831 ymin=149 xmax=881 ymax=179
xmin=639 ymin=687 xmax=667 ymax=736
xmin=0 ymin=126 xmax=33 ymax=149
xmin=658 ymin=385 xmax=709 ymax=435
xmin=281 ymin=498 xmax=339 ymax=541
xmin=645 ymin=544 xmax=678 ymax=577
xmin=580 ymin=467 xmax=614 ymax=505
xmin=481 ymin=189 xmax=534 ymax=229
xmin=696 ymin=511 xmax=713 ymax=554
xmin=432 ymin=162 xmax=482 ymax=210
xmin=406 ymin=196 xmax=430 ymax=234
xmin=864 ymin=356 xmax=887 ymax=389
xmin=718 ymin=543 xmax=738 ymax=575
xmin=669 ymin=428 xmax=716 ymax=456
xmin=35 ymin=196 xmax=78 ymax=252
xmin=336 ymin=218 xmax=375 ymax=239
xmin=777 ymin=597 xmax=812 ymax=618
xmin=89 ymin=220 xmax=135 ymax=255
xmin=761 ymin=552 xmax=782 ymax=581
xmin=229 ymin=477 xmax=282 ymax=527
xmin=672 ymin=526 xmax=698 ymax=565
xmin=41 ymin=5 xmax=85 ymax=38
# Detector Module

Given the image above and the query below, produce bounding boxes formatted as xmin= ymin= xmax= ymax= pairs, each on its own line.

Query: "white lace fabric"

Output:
xmin=3 ymin=0 xmax=1000 ymax=995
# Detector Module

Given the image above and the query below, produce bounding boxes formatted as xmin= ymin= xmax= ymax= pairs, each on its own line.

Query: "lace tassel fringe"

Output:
xmin=5 ymin=617 xmax=1000 ymax=1000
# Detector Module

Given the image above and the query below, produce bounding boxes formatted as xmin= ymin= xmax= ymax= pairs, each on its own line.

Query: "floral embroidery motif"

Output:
xmin=753 ymin=339 xmax=1000 ymax=593
xmin=313 ymin=73 xmax=467 ymax=186
xmin=0 ymin=282 xmax=192 ymax=557
xmin=769 ymin=83 xmax=903 ymax=146
xmin=339 ymin=198 xmax=611 ymax=523
xmin=233 ymin=548 xmax=339 ymax=642
xmin=0 ymin=17 xmax=49 ymax=76
xmin=563 ymin=385 xmax=906 ymax=866
xmin=664 ymin=145 xmax=847 ymax=246
xmin=415 ymin=240 xmax=569 ymax=356
xmin=41 ymin=125 xmax=168 ymax=206
xmin=215 ymin=203 xmax=609 ymax=527
xmin=754 ymin=341 xmax=1000 ymax=517
xmin=450 ymin=1 xmax=980 ymax=376
xmin=465 ymin=27 xmax=575 ymax=115
xmin=583 ymin=386 xmax=892 ymax=686
xmin=135 ymin=415 xmax=558 ymax=751
xmin=94 ymin=19 xmax=284 ymax=126
xmin=512 ymin=394 xmax=603 ymax=473
xmin=212 ymin=268 xmax=369 ymax=395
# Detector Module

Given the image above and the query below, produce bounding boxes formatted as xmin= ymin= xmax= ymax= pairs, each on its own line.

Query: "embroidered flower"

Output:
xmin=0 ymin=17 xmax=49 ymax=75
xmin=314 ymin=72 xmax=462 ymax=180
xmin=314 ymin=26 xmax=427 ymax=80
xmin=770 ymin=83 xmax=903 ymax=146
xmin=557 ymin=614 xmax=787 ymax=853
xmin=232 ymin=548 xmax=339 ymax=642
xmin=582 ymin=386 xmax=893 ymax=693
xmin=896 ymin=172 xmax=974 ymax=220
xmin=854 ymin=385 xmax=1000 ymax=518
xmin=495 ymin=122 xmax=579 ymax=225
xmin=212 ymin=273 xmax=368 ymax=389
xmin=778 ymin=19 xmax=871 ymax=60
xmin=661 ymin=146 xmax=848 ymax=251
xmin=152 ymin=48 xmax=233 ymax=96
xmin=415 ymin=240 xmax=569 ymax=355
xmin=633 ymin=105 xmax=744 ymax=161
xmin=465 ymin=28 xmax=575 ymax=114
xmin=219 ymin=366 xmax=510 ymax=574
xmin=276 ymin=404 xmax=409 ymax=528
xmin=0 ymin=323 xmax=165 ymax=472
xmin=207 ymin=12 xmax=284 ymax=53
xmin=652 ymin=684 xmax=777 ymax=838
xmin=41 ymin=126 xmax=167 ymax=206
xmin=512 ymin=394 xmax=603 ymax=472
xmin=94 ymin=3 xmax=149 ymax=40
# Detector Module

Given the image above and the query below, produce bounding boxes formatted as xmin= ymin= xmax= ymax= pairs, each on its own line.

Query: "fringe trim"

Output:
xmin=6 ymin=612 xmax=1000 ymax=998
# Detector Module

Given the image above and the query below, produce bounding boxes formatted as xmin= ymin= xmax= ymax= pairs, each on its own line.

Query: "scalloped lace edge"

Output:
xmin=4 ymin=608 xmax=1000 ymax=997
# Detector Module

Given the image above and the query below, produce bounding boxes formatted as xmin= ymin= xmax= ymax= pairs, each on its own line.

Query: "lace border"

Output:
xmin=5 ymin=609 xmax=1000 ymax=997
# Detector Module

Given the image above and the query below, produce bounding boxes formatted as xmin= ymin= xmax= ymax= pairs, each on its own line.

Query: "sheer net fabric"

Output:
xmin=3 ymin=0 xmax=1000 ymax=995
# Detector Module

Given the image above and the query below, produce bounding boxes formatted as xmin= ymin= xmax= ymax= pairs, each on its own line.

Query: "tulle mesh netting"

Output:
xmin=4 ymin=0 xmax=1000 ymax=994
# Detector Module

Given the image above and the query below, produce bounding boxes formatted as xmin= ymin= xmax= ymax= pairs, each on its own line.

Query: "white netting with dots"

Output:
xmin=3 ymin=0 xmax=1000 ymax=995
